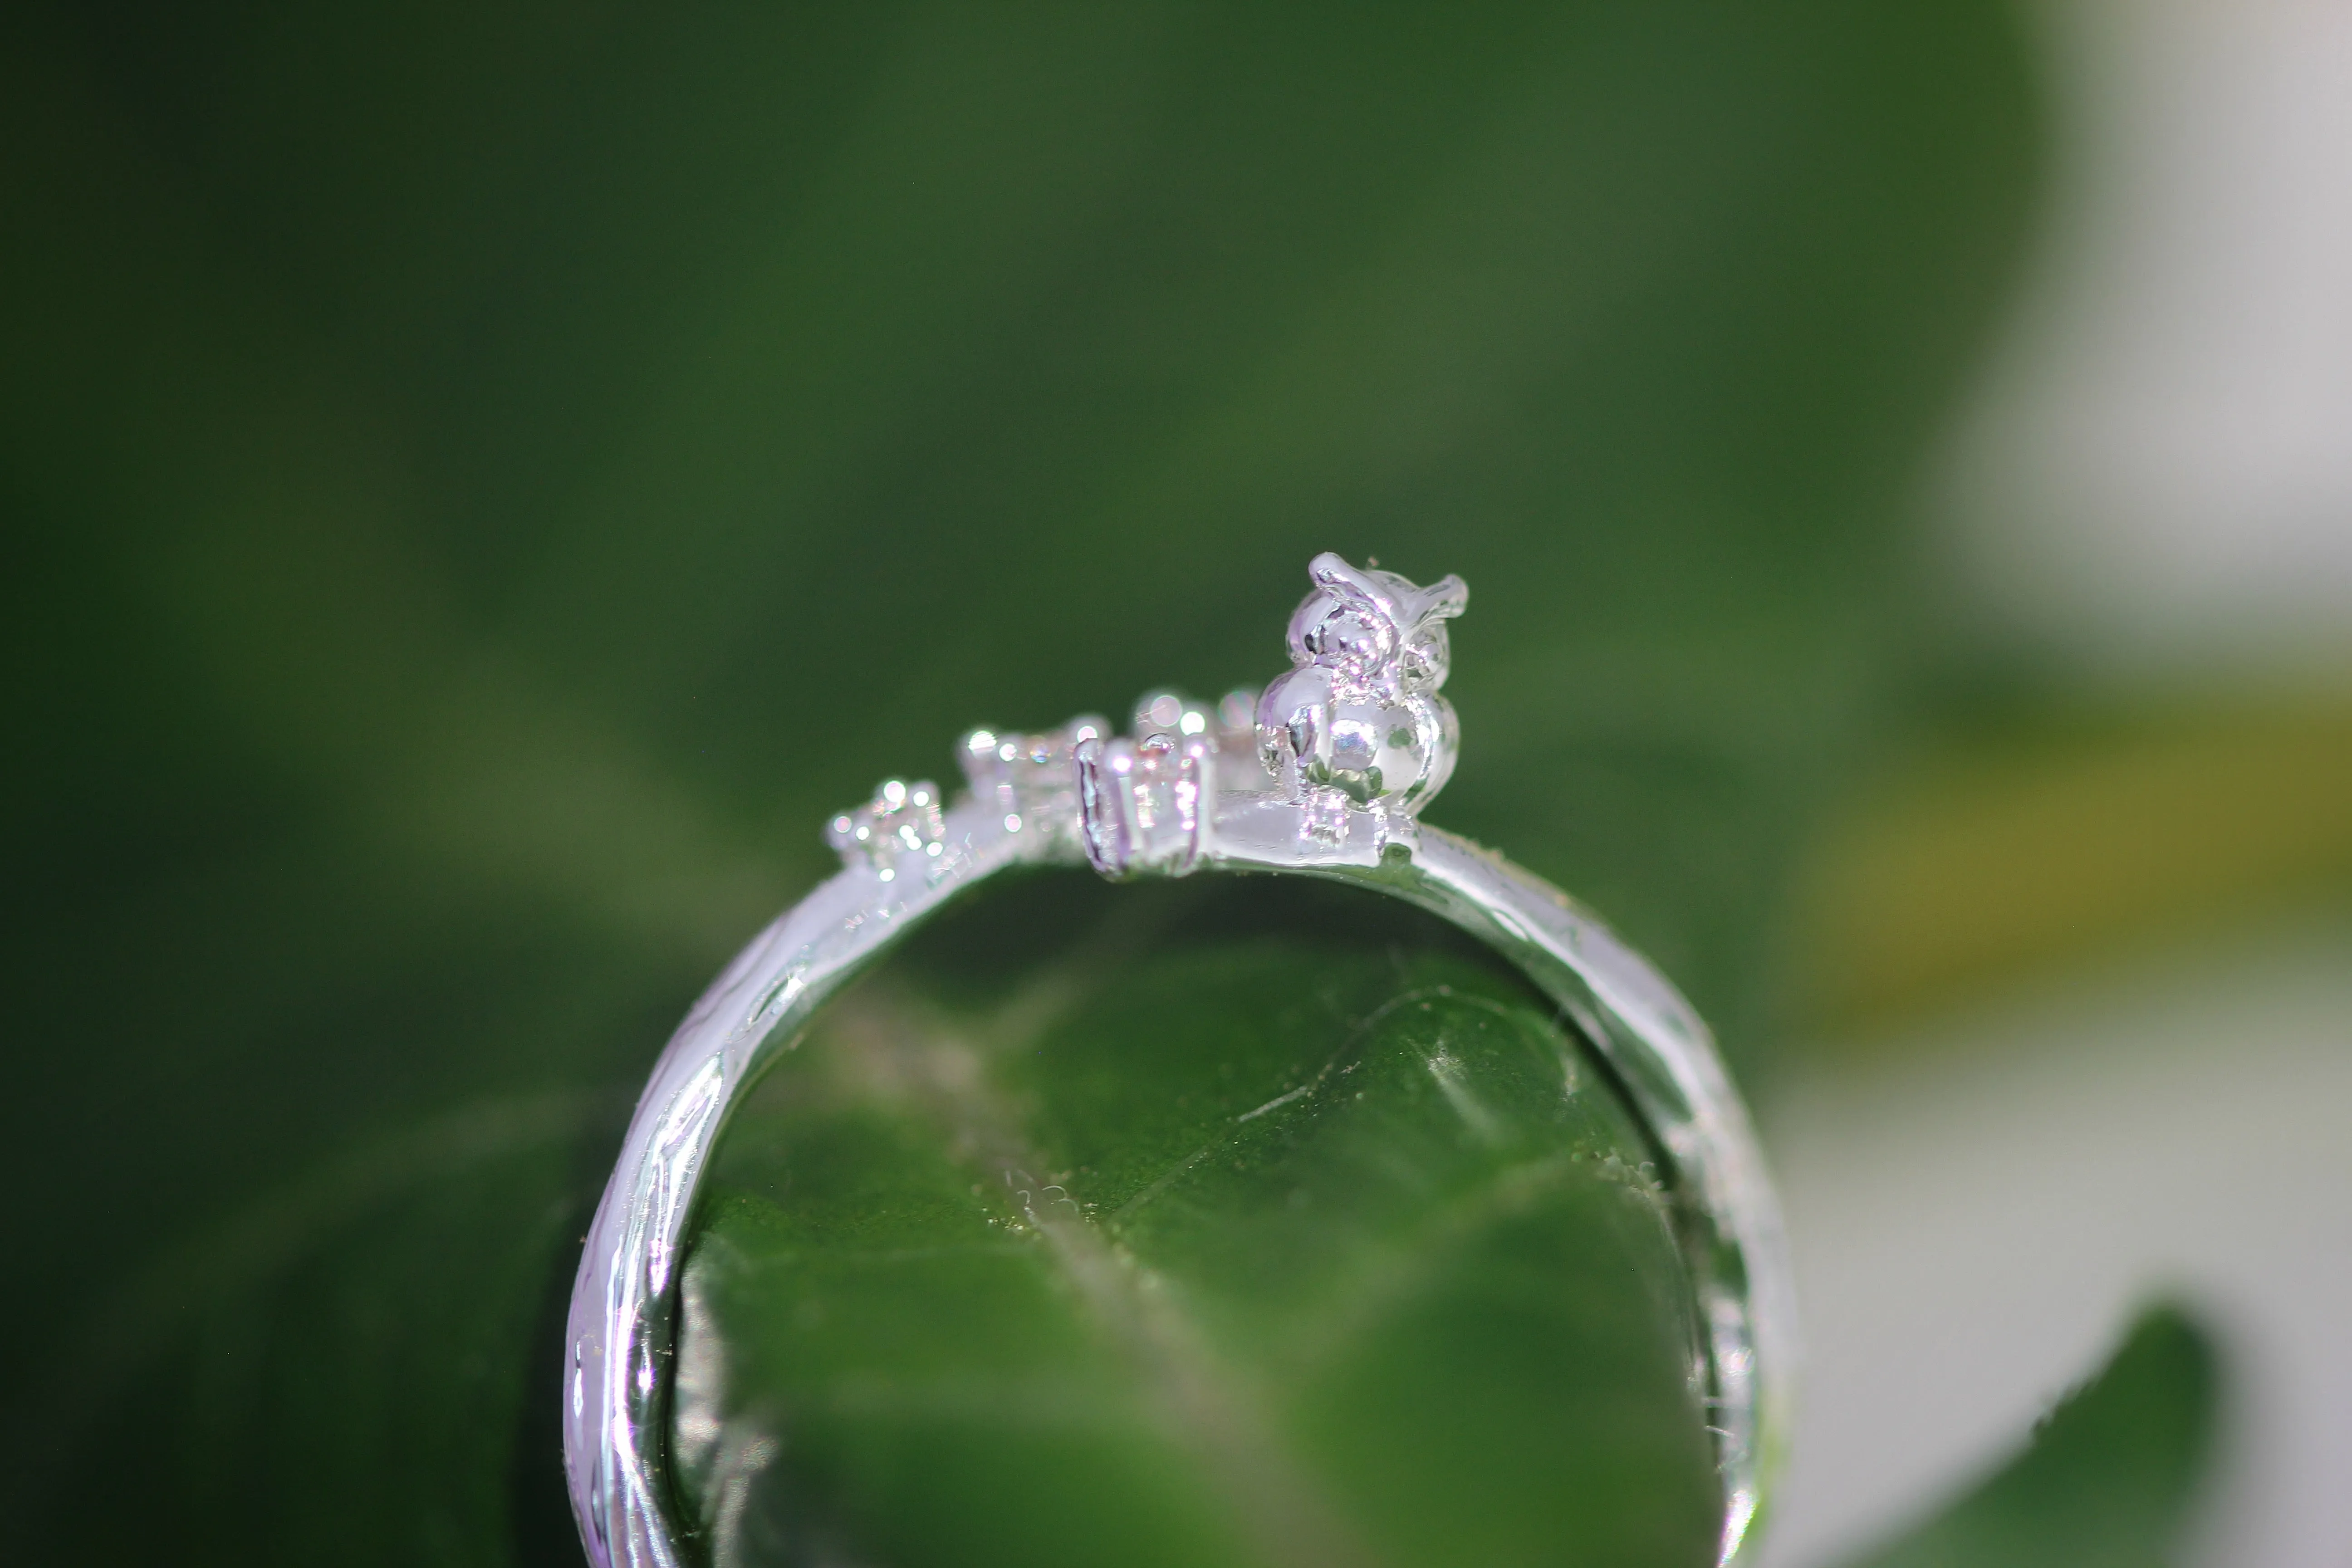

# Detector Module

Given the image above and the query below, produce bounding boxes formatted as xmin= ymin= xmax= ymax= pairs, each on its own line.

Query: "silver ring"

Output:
xmin=563 ymin=553 xmax=1796 ymax=1567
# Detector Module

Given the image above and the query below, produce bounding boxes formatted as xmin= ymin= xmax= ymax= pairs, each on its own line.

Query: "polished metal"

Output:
xmin=564 ymin=553 xmax=1796 ymax=1568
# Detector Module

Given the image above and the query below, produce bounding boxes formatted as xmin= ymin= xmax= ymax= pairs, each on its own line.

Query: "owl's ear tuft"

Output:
xmin=1410 ymin=574 xmax=1468 ymax=627
xmin=1307 ymin=553 xmax=1397 ymax=622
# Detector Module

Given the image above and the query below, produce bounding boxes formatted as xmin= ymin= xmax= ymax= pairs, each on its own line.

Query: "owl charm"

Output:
xmin=1255 ymin=552 xmax=1468 ymax=819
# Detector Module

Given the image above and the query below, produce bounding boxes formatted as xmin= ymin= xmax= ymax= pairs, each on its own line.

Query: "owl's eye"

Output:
xmin=1310 ymin=610 xmax=1388 ymax=666
xmin=1399 ymin=629 xmax=1450 ymax=689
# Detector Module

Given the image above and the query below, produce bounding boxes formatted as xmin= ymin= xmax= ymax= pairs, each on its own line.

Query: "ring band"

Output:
xmin=563 ymin=553 xmax=1795 ymax=1567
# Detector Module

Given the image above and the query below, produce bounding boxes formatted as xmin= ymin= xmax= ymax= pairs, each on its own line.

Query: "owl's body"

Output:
xmin=1255 ymin=553 xmax=1467 ymax=816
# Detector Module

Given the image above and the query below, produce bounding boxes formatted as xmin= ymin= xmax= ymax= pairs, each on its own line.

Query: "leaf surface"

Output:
xmin=678 ymin=875 xmax=1719 ymax=1568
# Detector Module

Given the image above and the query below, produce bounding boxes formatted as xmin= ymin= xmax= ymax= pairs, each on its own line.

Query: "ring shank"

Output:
xmin=563 ymin=800 xmax=1793 ymax=1568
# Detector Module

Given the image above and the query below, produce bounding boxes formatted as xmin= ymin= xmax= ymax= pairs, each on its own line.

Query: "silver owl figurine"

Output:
xmin=1255 ymin=552 xmax=1469 ymax=816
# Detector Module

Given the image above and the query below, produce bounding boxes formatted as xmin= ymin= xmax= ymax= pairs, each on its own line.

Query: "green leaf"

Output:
xmin=1838 ymin=1307 xmax=2218 ymax=1568
xmin=676 ymin=875 xmax=1719 ymax=1568
xmin=0 ymin=3 xmax=2041 ymax=1563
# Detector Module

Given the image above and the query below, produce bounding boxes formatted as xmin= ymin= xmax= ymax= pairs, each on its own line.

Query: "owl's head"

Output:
xmin=1284 ymin=552 xmax=1468 ymax=692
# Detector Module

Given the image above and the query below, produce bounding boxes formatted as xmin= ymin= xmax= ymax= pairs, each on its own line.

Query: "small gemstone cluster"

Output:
xmin=824 ymin=779 xmax=945 ymax=882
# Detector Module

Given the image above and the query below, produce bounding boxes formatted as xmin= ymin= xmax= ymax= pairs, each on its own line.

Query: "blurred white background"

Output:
xmin=1944 ymin=0 xmax=2352 ymax=683
xmin=1764 ymin=3 xmax=2352 ymax=1564
xmin=1764 ymin=921 xmax=2352 ymax=1568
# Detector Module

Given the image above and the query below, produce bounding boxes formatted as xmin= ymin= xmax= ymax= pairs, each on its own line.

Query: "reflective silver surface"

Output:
xmin=564 ymin=554 xmax=1796 ymax=1568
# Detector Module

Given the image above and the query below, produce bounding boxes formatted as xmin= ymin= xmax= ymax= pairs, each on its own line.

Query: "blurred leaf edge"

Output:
xmin=1835 ymin=1302 xmax=2220 ymax=1568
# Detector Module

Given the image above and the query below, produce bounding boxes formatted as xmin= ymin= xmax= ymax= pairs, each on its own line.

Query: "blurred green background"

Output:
xmin=6 ymin=2 xmax=2346 ymax=1564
